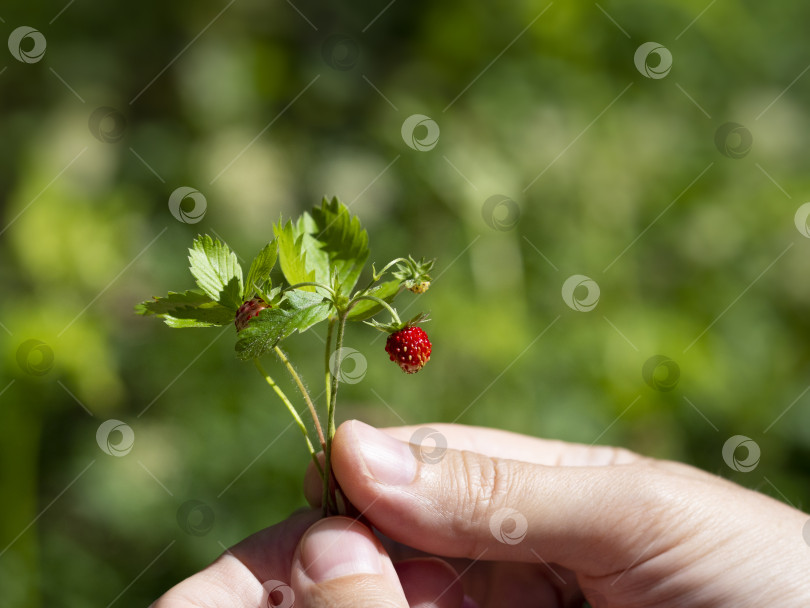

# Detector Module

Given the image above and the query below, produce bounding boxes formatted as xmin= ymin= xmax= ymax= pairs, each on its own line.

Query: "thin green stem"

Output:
xmin=324 ymin=317 xmax=335 ymax=408
xmin=350 ymin=294 xmax=402 ymax=326
xmin=365 ymin=257 xmax=409 ymax=289
xmin=323 ymin=311 xmax=348 ymax=515
xmin=253 ymin=358 xmax=323 ymax=477
xmin=285 ymin=282 xmax=335 ymax=297
xmin=274 ymin=346 xmax=325 ymax=451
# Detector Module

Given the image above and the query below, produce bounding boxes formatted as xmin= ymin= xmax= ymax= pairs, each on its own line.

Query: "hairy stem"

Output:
xmin=324 ymin=317 xmax=335 ymax=409
xmin=322 ymin=311 xmax=348 ymax=515
xmin=274 ymin=346 xmax=325 ymax=451
xmin=253 ymin=358 xmax=323 ymax=477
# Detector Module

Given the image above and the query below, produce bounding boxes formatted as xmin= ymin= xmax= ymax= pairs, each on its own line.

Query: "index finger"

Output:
xmin=378 ymin=423 xmax=641 ymax=466
xmin=304 ymin=423 xmax=642 ymax=508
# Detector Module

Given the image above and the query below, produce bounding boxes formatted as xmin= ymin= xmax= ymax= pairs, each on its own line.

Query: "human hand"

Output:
xmin=152 ymin=507 xmax=467 ymax=607
xmin=306 ymin=420 xmax=810 ymax=607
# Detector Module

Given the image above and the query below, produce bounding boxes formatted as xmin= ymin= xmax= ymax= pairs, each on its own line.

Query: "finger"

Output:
xmin=291 ymin=517 xmax=411 ymax=608
xmin=395 ymin=558 xmax=464 ymax=608
xmin=330 ymin=420 xmax=681 ymax=577
xmin=304 ymin=423 xmax=643 ymax=508
xmin=153 ymin=509 xmax=319 ymax=607
xmin=379 ymin=423 xmax=641 ymax=466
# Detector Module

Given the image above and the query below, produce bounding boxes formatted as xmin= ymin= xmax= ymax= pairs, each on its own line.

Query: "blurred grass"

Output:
xmin=2 ymin=0 xmax=810 ymax=605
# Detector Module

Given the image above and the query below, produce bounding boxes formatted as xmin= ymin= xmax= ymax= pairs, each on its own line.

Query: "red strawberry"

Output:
xmin=235 ymin=297 xmax=269 ymax=331
xmin=385 ymin=326 xmax=432 ymax=374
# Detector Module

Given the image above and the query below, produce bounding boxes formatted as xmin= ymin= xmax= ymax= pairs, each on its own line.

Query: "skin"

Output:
xmin=155 ymin=420 xmax=810 ymax=607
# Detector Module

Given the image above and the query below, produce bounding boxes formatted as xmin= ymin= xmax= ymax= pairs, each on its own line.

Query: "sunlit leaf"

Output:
xmin=274 ymin=219 xmax=319 ymax=291
xmin=244 ymin=241 xmax=278 ymax=298
xmin=310 ymin=196 xmax=369 ymax=294
xmin=187 ymin=235 xmax=243 ymax=310
xmin=136 ymin=290 xmax=234 ymax=328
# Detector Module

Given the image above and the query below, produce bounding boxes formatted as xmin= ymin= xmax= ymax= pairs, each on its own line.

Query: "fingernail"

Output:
xmin=301 ymin=518 xmax=383 ymax=583
xmin=352 ymin=420 xmax=416 ymax=485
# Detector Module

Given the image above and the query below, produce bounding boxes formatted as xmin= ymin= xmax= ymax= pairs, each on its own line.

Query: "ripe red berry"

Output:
xmin=385 ymin=326 xmax=431 ymax=374
xmin=235 ymin=297 xmax=269 ymax=331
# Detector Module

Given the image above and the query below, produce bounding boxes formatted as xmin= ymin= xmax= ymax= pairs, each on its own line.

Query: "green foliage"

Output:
xmin=244 ymin=242 xmax=278 ymax=299
xmin=136 ymin=290 xmax=212 ymax=314
xmin=187 ymin=235 xmax=243 ymax=310
xmin=138 ymin=198 xmax=426 ymax=356
xmin=274 ymin=198 xmax=369 ymax=296
xmin=136 ymin=290 xmax=234 ymax=328
xmin=234 ymin=290 xmax=332 ymax=359
xmin=310 ymin=196 xmax=370 ymax=295
xmin=274 ymin=218 xmax=319 ymax=290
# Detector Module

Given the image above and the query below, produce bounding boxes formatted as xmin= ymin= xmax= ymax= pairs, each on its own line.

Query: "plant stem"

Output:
xmin=285 ymin=282 xmax=335 ymax=296
xmin=350 ymin=294 xmax=402 ymax=326
xmin=322 ymin=311 xmax=348 ymax=515
xmin=324 ymin=317 xmax=335 ymax=408
xmin=274 ymin=346 xmax=325 ymax=451
xmin=253 ymin=358 xmax=323 ymax=477
xmin=366 ymin=257 xmax=409 ymax=288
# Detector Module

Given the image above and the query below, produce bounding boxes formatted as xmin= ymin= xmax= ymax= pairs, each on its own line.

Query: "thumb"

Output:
xmin=291 ymin=517 xmax=463 ymax=608
xmin=291 ymin=517 xmax=406 ymax=608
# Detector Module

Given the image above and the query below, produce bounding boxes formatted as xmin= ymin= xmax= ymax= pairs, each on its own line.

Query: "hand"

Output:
xmin=152 ymin=508 xmax=466 ymax=607
xmin=306 ymin=420 xmax=810 ymax=607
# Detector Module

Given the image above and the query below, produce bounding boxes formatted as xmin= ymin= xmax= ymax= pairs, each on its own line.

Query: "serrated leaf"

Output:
xmin=161 ymin=305 xmax=233 ymax=328
xmin=136 ymin=290 xmax=213 ymax=315
xmin=274 ymin=199 xmax=369 ymax=295
xmin=235 ymin=291 xmax=332 ymax=359
xmin=298 ymin=213 xmax=331 ymax=284
xmin=274 ymin=219 xmax=319 ymax=291
xmin=346 ymin=280 xmax=402 ymax=321
xmin=244 ymin=242 xmax=278 ymax=298
xmin=136 ymin=290 xmax=234 ymax=328
xmin=310 ymin=196 xmax=369 ymax=294
xmin=188 ymin=235 xmax=244 ymax=310
xmin=285 ymin=288 xmax=329 ymax=309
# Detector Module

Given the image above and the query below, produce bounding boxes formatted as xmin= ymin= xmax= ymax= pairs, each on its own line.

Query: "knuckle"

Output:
xmin=613 ymin=464 xmax=695 ymax=538
xmin=443 ymin=450 xmax=516 ymax=553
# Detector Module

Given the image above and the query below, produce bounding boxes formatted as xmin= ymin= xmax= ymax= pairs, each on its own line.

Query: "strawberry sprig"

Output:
xmin=137 ymin=196 xmax=434 ymax=515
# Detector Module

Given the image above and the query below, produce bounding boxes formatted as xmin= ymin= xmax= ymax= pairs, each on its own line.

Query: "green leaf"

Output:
xmin=187 ymin=235 xmax=244 ymax=310
xmin=297 ymin=213 xmax=332 ymax=285
xmin=244 ymin=241 xmax=278 ymax=298
xmin=284 ymin=288 xmax=329 ymax=309
xmin=136 ymin=290 xmax=212 ymax=315
xmin=273 ymin=198 xmax=369 ymax=295
xmin=346 ymin=280 xmax=402 ymax=321
xmin=235 ymin=290 xmax=332 ymax=359
xmin=274 ymin=219 xmax=319 ymax=291
xmin=136 ymin=290 xmax=234 ymax=328
xmin=161 ymin=304 xmax=234 ymax=328
xmin=310 ymin=196 xmax=369 ymax=294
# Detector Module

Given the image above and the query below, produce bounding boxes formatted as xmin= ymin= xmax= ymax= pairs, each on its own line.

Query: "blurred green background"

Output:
xmin=2 ymin=0 xmax=810 ymax=605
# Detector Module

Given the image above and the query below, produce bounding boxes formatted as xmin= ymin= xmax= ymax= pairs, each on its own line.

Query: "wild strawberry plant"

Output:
xmin=137 ymin=197 xmax=433 ymax=515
